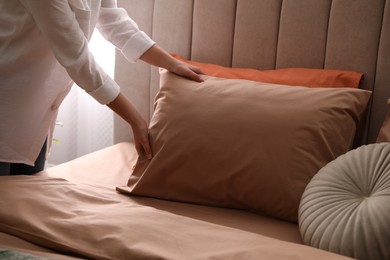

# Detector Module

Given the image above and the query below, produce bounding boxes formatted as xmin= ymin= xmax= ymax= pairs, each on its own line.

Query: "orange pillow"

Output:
xmin=173 ymin=54 xmax=363 ymax=88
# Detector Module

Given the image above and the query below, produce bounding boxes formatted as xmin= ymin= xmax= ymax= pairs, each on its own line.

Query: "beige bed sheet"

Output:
xmin=0 ymin=143 xmax=351 ymax=259
xmin=42 ymin=142 xmax=302 ymax=243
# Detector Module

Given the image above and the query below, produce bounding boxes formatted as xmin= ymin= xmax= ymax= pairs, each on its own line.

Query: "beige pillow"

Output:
xmin=117 ymin=70 xmax=372 ymax=222
xmin=376 ymin=98 xmax=390 ymax=143
xmin=299 ymin=143 xmax=390 ymax=260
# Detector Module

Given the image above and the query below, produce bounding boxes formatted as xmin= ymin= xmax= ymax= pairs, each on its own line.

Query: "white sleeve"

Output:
xmin=19 ymin=0 xmax=120 ymax=104
xmin=96 ymin=0 xmax=156 ymax=63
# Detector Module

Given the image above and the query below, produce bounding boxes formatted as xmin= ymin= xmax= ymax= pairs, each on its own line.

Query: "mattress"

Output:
xmin=0 ymin=142 xmax=351 ymax=259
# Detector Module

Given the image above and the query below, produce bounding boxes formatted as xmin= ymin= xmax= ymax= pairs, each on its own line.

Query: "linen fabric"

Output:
xmin=299 ymin=143 xmax=390 ymax=260
xmin=377 ymin=98 xmax=390 ymax=143
xmin=173 ymin=54 xmax=363 ymax=88
xmin=118 ymin=70 xmax=372 ymax=222
xmin=38 ymin=142 xmax=303 ymax=244
xmin=0 ymin=176 xmax=352 ymax=260
xmin=0 ymin=0 xmax=155 ymax=165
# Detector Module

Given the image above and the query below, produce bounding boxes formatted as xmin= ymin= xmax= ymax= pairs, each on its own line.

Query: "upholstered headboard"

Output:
xmin=114 ymin=0 xmax=390 ymax=145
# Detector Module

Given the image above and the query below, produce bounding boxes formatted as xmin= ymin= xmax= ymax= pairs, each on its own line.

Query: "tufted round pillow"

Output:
xmin=299 ymin=143 xmax=390 ymax=260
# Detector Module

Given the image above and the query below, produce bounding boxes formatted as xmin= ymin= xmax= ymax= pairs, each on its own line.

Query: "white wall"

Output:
xmin=48 ymin=30 xmax=115 ymax=165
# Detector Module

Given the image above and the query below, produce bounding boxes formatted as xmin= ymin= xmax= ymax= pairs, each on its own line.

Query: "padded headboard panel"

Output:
xmin=114 ymin=0 xmax=390 ymax=145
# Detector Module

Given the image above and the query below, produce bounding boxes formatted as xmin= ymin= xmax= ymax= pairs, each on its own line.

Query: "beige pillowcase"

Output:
xmin=118 ymin=69 xmax=372 ymax=222
xmin=376 ymin=98 xmax=390 ymax=143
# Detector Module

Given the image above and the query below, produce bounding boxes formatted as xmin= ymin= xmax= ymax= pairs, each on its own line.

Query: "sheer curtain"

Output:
xmin=47 ymin=30 xmax=115 ymax=165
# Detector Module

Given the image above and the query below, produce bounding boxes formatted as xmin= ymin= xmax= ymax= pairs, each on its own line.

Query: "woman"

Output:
xmin=0 ymin=0 xmax=203 ymax=175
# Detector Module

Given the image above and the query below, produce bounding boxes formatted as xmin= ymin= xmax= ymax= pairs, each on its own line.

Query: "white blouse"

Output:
xmin=0 ymin=0 xmax=155 ymax=165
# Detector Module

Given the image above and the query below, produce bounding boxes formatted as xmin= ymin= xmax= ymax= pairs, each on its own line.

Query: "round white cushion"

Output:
xmin=299 ymin=143 xmax=390 ymax=260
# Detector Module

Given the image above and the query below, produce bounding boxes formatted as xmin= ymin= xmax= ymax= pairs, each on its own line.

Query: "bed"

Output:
xmin=1 ymin=0 xmax=390 ymax=259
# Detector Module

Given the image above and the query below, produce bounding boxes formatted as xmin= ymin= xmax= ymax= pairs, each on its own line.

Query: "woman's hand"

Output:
xmin=140 ymin=45 xmax=204 ymax=82
xmin=131 ymin=118 xmax=152 ymax=160
xmin=107 ymin=93 xmax=153 ymax=160
xmin=168 ymin=61 xmax=204 ymax=82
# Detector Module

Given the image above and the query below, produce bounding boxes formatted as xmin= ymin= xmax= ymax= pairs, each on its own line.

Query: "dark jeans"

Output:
xmin=0 ymin=139 xmax=47 ymax=176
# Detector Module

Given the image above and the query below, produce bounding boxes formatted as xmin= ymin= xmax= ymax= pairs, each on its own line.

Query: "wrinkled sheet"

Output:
xmin=0 ymin=143 xmax=352 ymax=259
xmin=0 ymin=174 xmax=352 ymax=260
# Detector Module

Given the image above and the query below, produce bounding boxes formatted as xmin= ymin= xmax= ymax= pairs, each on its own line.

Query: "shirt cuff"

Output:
xmin=87 ymin=76 xmax=120 ymax=104
xmin=121 ymin=31 xmax=156 ymax=63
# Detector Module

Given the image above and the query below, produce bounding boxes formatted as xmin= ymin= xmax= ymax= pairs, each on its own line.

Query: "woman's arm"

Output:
xmin=97 ymin=3 xmax=203 ymax=81
xmin=107 ymin=92 xmax=152 ymax=160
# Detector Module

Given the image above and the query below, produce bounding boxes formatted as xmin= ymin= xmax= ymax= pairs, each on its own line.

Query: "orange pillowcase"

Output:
xmin=172 ymin=54 xmax=363 ymax=88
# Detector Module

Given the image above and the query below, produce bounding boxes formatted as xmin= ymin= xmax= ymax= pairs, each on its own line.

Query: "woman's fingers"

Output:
xmin=142 ymin=137 xmax=153 ymax=160
xmin=133 ymin=127 xmax=152 ymax=160
xmin=172 ymin=62 xmax=204 ymax=82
